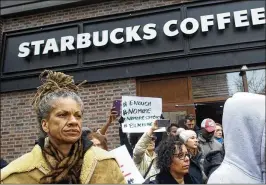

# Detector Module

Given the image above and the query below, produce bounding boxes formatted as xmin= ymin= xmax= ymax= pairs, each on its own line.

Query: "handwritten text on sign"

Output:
xmin=122 ymin=96 xmax=162 ymax=133
xmin=110 ymin=145 xmax=145 ymax=184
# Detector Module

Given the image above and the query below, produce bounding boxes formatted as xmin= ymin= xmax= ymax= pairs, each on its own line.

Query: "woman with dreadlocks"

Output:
xmin=0 ymin=70 xmax=126 ymax=184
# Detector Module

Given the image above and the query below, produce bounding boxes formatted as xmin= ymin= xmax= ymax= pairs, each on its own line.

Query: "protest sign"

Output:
xmin=121 ymin=96 xmax=164 ymax=133
xmin=110 ymin=145 xmax=145 ymax=184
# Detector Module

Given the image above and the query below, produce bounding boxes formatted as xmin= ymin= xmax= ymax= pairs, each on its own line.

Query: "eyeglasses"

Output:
xmin=173 ymin=153 xmax=191 ymax=160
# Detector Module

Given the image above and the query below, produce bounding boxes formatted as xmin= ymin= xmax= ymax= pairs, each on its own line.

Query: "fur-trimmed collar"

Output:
xmin=1 ymin=144 xmax=115 ymax=183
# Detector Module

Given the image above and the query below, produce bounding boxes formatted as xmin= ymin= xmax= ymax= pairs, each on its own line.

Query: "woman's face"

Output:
xmin=214 ymin=125 xmax=223 ymax=138
xmin=170 ymin=144 xmax=190 ymax=176
xmin=147 ymin=140 xmax=155 ymax=151
xmin=186 ymin=135 xmax=198 ymax=149
xmin=42 ymin=97 xmax=83 ymax=145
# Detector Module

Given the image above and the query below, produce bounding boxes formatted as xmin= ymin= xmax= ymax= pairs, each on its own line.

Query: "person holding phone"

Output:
xmin=133 ymin=120 xmax=160 ymax=180
xmin=97 ymin=106 xmax=119 ymax=136
xmin=84 ymin=104 xmax=119 ymax=151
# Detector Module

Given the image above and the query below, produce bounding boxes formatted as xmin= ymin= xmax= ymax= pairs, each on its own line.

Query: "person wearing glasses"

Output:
xmin=144 ymin=138 xmax=197 ymax=184
xmin=133 ymin=121 xmax=160 ymax=180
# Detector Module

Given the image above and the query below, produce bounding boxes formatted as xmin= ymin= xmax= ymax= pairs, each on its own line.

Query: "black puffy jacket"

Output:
xmin=189 ymin=153 xmax=204 ymax=184
xmin=203 ymin=147 xmax=225 ymax=177
xmin=143 ymin=171 xmax=197 ymax=184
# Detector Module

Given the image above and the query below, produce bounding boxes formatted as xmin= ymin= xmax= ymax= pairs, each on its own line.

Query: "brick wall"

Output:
xmin=0 ymin=0 xmax=189 ymax=162
xmin=2 ymin=0 xmax=186 ymax=32
xmin=0 ymin=79 xmax=136 ymax=162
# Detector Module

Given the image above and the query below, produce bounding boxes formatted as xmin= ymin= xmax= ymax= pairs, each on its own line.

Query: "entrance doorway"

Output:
xmin=136 ymin=73 xmax=230 ymax=126
xmin=195 ymin=101 xmax=224 ymax=127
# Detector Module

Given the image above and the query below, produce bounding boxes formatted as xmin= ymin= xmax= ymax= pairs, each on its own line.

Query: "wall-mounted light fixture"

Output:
xmin=239 ymin=65 xmax=249 ymax=92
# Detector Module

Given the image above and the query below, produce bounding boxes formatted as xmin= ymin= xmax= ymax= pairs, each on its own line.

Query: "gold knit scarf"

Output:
xmin=40 ymin=139 xmax=84 ymax=184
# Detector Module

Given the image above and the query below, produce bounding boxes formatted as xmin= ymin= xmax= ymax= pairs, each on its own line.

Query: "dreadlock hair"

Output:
xmin=32 ymin=70 xmax=86 ymax=136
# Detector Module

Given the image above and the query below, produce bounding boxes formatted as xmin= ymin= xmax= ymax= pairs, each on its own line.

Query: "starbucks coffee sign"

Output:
xmin=18 ymin=7 xmax=265 ymax=58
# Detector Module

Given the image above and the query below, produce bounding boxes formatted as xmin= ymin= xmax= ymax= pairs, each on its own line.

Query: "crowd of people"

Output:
xmin=0 ymin=70 xmax=265 ymax=184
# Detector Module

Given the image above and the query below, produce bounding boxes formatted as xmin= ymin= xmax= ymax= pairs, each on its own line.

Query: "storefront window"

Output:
xmin=163 ymin=111 xmax=187 ymax=124
xmin=192 ymin=72 xmax=244 ymax=99
xmin=246 ymin=69 xmax=265 ymax=94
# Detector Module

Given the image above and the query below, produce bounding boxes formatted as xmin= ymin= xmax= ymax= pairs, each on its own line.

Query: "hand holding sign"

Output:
xmin=147 ymin=120 xmax=159 ymax=137
xmin=121 ymin=96 xmax=163 ymax=133
xmin=110 ymin=145 xmax=145 ymax=184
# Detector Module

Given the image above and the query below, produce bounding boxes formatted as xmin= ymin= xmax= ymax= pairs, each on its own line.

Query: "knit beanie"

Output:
xmin=176 ymin=128 xmax=185 ymax=136
xmin=179 ymin=130 xmax=197 ymax=143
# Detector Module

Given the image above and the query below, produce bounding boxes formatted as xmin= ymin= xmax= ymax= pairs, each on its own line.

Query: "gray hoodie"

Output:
xmin=208 ymin=92 xmax=265 ymax=183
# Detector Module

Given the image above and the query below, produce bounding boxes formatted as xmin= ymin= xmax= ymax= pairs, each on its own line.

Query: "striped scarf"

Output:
xmin=40 ymin=138 xmax=84 ymax=184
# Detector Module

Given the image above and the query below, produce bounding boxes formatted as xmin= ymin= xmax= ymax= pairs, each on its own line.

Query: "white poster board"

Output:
xmin=121 ymin=96 xmax=164 ymax=133
xmin=110 ymin=145 xmax=145 ymax=184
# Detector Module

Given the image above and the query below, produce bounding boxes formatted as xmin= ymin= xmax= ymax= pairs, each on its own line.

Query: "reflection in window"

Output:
xmin=163 ymin=111 xmax=187 ymax=124
xmin=192 ymin=72 xmax=244 ymax=99
xmin=247 ymin=69 xmax=265 ymax=94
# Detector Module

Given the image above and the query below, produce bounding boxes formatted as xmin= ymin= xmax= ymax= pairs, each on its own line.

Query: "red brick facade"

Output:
xmin=1 ymin=79 xmax=136 ymax=161
xmin=2 ymin=0 xmax=185 ymax=32
xmin=0 ymin=0 xmax=188 ymax=162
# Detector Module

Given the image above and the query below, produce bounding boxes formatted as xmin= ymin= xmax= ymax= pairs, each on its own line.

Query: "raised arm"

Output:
xmin=133 ymin=121 xmax=158 ymax=164
xmin=98 ymin=108 xmax=118 ymax=136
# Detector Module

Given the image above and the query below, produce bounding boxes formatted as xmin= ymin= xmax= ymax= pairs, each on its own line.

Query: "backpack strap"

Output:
xmin=143 ymin=158 xmax=155 ymax=179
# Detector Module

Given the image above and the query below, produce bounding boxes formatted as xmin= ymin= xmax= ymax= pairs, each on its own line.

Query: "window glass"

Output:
xmin=246 ymin=69 xmax=265 ymax=94
xmin=192 ymin=72 xmax=244 ymax=99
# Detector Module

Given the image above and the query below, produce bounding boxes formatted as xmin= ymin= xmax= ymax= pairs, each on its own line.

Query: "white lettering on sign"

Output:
xmin=126 ymin=25 xmax=142 ymax=42
xmin=31 ymin=40 xmax=45 ymax=55
xmin=217 ymin=12 xmax=231 ymax=30
xmin=93 ymin=30 xmax=109 ymax=47
xmin=163 ymin=20 xmax=179 ymax=37
xmin=61 ymin=36 xmax=75 ymax=51
xmin=77 ymin=33 xmax=91 ymax=48
xmin=180 ymin=18 xmax=199 ymax=35
xmin=234 ymin=10 xmax=249 ymax=27
xmin=110 ymin=28 xmax=124 ymax=44
xmin=17 ymin=7 xmax=265 ymax=58
xmin=121 ymin=96 xmax=163 ymax=133
xmin=251 ymin=7 xmax=265 ymax=25
xmin=200 ymin=15 xmax=214 ymax=32
xmin=42 ymin=38 xmax=59 ymax=55
xmin=143 ymin=23 xmax=157 ymax=40
xmin=18 ymin=42 xmax=30 ymax=57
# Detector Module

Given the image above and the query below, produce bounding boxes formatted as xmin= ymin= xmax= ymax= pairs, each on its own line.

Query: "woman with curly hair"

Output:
xmin=0 ymin=70 xmax=125 ymax=184
xmin=144 ymin=138 xmax=197 ymax=184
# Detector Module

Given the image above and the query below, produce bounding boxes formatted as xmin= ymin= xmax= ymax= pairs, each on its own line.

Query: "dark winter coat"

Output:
xmin=194 ymin=125 xmax=201 ymax=136
xmin=203 ymin=147 xmax=225 ymax=177
xmin=0 ymin=158 xmax=8 ymax=169
xmin=143 ymin=171 xmax=197 ymax=184
xmin=198 ymin=134 xmax=222 ymax=160
xmin=189 ymin=148 xmax=204 ymax=184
